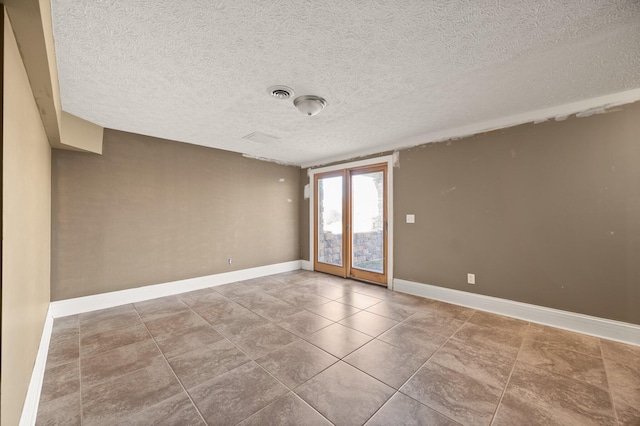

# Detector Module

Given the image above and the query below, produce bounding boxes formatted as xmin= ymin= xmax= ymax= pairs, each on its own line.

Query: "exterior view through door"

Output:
xmin=314 ymin=164 xmax=388 ymax=286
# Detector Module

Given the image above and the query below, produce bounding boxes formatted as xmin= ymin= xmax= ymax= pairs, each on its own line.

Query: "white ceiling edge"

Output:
xmin=300 ymin=88 xmax=640 ymax=169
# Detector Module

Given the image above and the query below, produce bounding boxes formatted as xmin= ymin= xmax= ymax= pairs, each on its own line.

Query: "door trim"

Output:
xmin=313 ymin=169 xmax=348 ymax=278
xmin=308 ymin=155 xmax=395 ymax=288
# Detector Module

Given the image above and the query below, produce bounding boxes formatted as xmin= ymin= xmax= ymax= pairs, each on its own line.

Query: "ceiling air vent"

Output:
xmin=267 ymin=85 xmax=294 ymax=100
xmin=242 ymin=132 xmax=280 ymax=144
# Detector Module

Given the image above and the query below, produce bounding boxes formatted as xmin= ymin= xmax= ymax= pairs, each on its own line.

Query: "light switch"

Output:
xmin=406 ymin=214 xmax=415 ymax=224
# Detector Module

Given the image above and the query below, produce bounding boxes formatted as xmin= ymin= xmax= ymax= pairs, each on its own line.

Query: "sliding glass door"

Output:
xmin=314 ymin=164 xmax=388 ymax=285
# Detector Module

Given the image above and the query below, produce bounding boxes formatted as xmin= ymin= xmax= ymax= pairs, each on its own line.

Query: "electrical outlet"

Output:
xmin=228 ymin=258 xmax=233 ymax=265
xmin=406 ymin=214 xmax=415 ymax=224
xmin=467 ymin=273 xmax=475 ymax=285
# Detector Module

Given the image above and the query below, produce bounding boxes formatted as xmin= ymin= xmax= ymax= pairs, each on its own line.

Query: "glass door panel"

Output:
xmin=314 ymin=172 xmax=347 ymax=277
xmin=318 ymin=175 xmax=343 ymax=266
xmin=351 ymin=171 xmax=384 ymax=273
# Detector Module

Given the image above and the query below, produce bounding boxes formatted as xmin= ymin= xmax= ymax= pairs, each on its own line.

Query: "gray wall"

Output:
xmin=52 ymin=129 xmax=300 ymax=300
xmin=394 ymin=102 xmax=640 ymax=324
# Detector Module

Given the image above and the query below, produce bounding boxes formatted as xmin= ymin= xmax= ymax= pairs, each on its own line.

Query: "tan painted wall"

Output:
xmin=52 ymin=129 xmax=300 ymax=300
xmin=300 ymin=168 xmax=310 ymax=261
xmin=1 ymin=12 xmax=52 ymax=426
xmin=298 ymin=102 xmax=640 ymax=324
xmin=394 ymin=102 xmax=640 ymax=325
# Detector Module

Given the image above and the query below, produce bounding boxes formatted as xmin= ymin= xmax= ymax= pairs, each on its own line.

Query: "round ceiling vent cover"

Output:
xmin=267 ymin=85 xmax=294 ymax=100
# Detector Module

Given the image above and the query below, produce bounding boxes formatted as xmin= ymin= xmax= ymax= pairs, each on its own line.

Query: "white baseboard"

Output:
xmin=300 ymin=260 xmax=313 ymax=271
xmin=19 ymin=306 xmax=54 ymax=426
xmin=50 ymin=260 xmax=302 ymax=318
xmin=394 ymin=278 xmax=640 ymax=347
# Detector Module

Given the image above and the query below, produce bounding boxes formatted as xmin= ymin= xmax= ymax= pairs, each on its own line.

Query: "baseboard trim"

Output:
xmin=50 ymin=260 xmax=302 ymax=318
xmin=393 ymin=278 xmax=640 ymax=346
xmin=19 ymin=306 xmax=54 ymax=426
xmin=300 ymin=260 xmax=313 ymax=271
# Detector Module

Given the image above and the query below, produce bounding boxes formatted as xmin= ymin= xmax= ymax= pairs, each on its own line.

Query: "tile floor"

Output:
xmin=36 ymin=270 xmax=640 ymax=425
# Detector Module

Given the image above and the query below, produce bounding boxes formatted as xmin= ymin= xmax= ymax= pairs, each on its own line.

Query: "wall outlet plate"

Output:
xmin=467 ymin=273 xmax=475 ymax=284
xmin=406 ymin=214 xmax=415 ymax=224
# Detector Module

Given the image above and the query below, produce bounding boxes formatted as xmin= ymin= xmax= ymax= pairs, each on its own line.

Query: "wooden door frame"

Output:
xmin=308 ymin=155 xmax=394 ymax=288
xmin=348 ymin=164 xmax=388 ymax=285
xmin=313 ymin=169 xmax=348 ymax=278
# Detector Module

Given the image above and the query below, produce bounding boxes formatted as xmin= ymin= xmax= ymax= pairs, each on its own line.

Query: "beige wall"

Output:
xmin=394 ymin=102 xmax=640 ymax=325
xmin=299 ymin=168 xmax=310 ymax=261
xmin=52 ymin=129 xmax=301 ymax=300
xmin=1 ymin=11 xmax=52 ymax=426
xmin=298 ymin=103 xmax=640 ymax=324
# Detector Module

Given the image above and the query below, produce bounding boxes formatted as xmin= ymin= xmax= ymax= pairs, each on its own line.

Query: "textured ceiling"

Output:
xmin=51 ymin=0 xmax=640 ymax=166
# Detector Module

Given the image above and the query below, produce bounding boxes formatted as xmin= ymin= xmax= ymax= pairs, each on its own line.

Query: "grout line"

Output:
xmin=386 ymin=315 xmax=469 ymax=424
xmin=133 ymin=306 xmax=209 ymax=426
xmin=77 ymin=316 xmax=84 ymax=426
xmin=180 ymin=288 xmax=336 ymax=424
xmin=489 ymin=322 xmax=530 ymax=425
xmin=350 ymin=301 xmax=475 ymax=425
xmin=598 ymin=340 xmax=620 ymax=425
xmin=219 ymin=326 xmax=335 ymax=423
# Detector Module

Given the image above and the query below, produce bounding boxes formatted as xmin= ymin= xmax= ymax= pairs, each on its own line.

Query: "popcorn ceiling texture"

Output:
xmin=51 ymin=0 xmax=640 ymax=166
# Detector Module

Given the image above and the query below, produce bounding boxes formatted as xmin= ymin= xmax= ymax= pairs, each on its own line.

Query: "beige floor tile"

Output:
xmin=36 ymin=392 xmax=81 ymax=426
xmin=296 ymin=362 xmax=394 ymax=426
xmin=133 ymin=296 xmax=191 ymax=321
xmin=467 ymin=310 xmax=529 ymax=334
xmin=256 ymin=340 xmax=338 ymax=389
xmin=600 ymin=338 xmax=640 ymax=367
xmin=603 ymin=358 xmax=640 ymax=413
xmin=81 ymin=340 xmax=162 ymax=387
xmin=336 ymin=293 xmax=384 ymax=309
xmin=615 ymin=400 xmax=640 ymax=426
xmin=123 ymin=392 xmax=205 ymax=425
xmin=422 ymin=300 xmax=475 ymax=321
xmin=167 ymin=338 xmax=250 ymax=388
xmin=231 ymin=322 xmax=299 ymax=359
xmin=518 ymin=339 xmax=608 ymax=389
xmin=526 ymin=323 xmax=601 ymax=357
xmin=365 ymin=300 xmax=419 ymax=321
xmin=339 ymin=311 xmax=399 ymax=337
xmin=189 ymin=362 xmax=288 ymax=425
xmin=80 ymin=323 xmax=151 ymax=358
xmin=39 ymin=360 xmax=79 ymax=405
xmin=401 ymin=361 xmax=503 ymax=425
xmin=344 ymin=339 xmax=428 ymax=389
xmin=143 ymin=310 xmax=209 ymax=338
xmin=493 ymin=363 xmax=616 ymax=426
xmin=277 ymin=310 xmax=334 ymax=336
xmin=403 ymin=309 xmax=466 ymax=337
xmin=307 ymin=300 xmax=361 ymax=321
xmin=46 ymin=330 xmax=79 ymax=368
xmin=79 ymin=308 xmax=141 ymax=338
xmin=82 ymin=358 xmax=182 ymax=425
xmin=452 ymin=322 xmax=523 ymax=360
xmin=378 ymin=323 xmax=447 ymax=357
xmin=367 ymin=392 xmax=458 ymax=426
xmin=239 ymin=393 xmax=332 ymax=426
xmin=305 ymin=323 xmax=372 ymax=358
xmin=429 ymin=339 xmax=514 ymax=390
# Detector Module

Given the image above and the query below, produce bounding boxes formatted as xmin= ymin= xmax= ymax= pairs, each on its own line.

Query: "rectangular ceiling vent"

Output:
xmin=242 ymin=131 xmax=280 ymax=143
